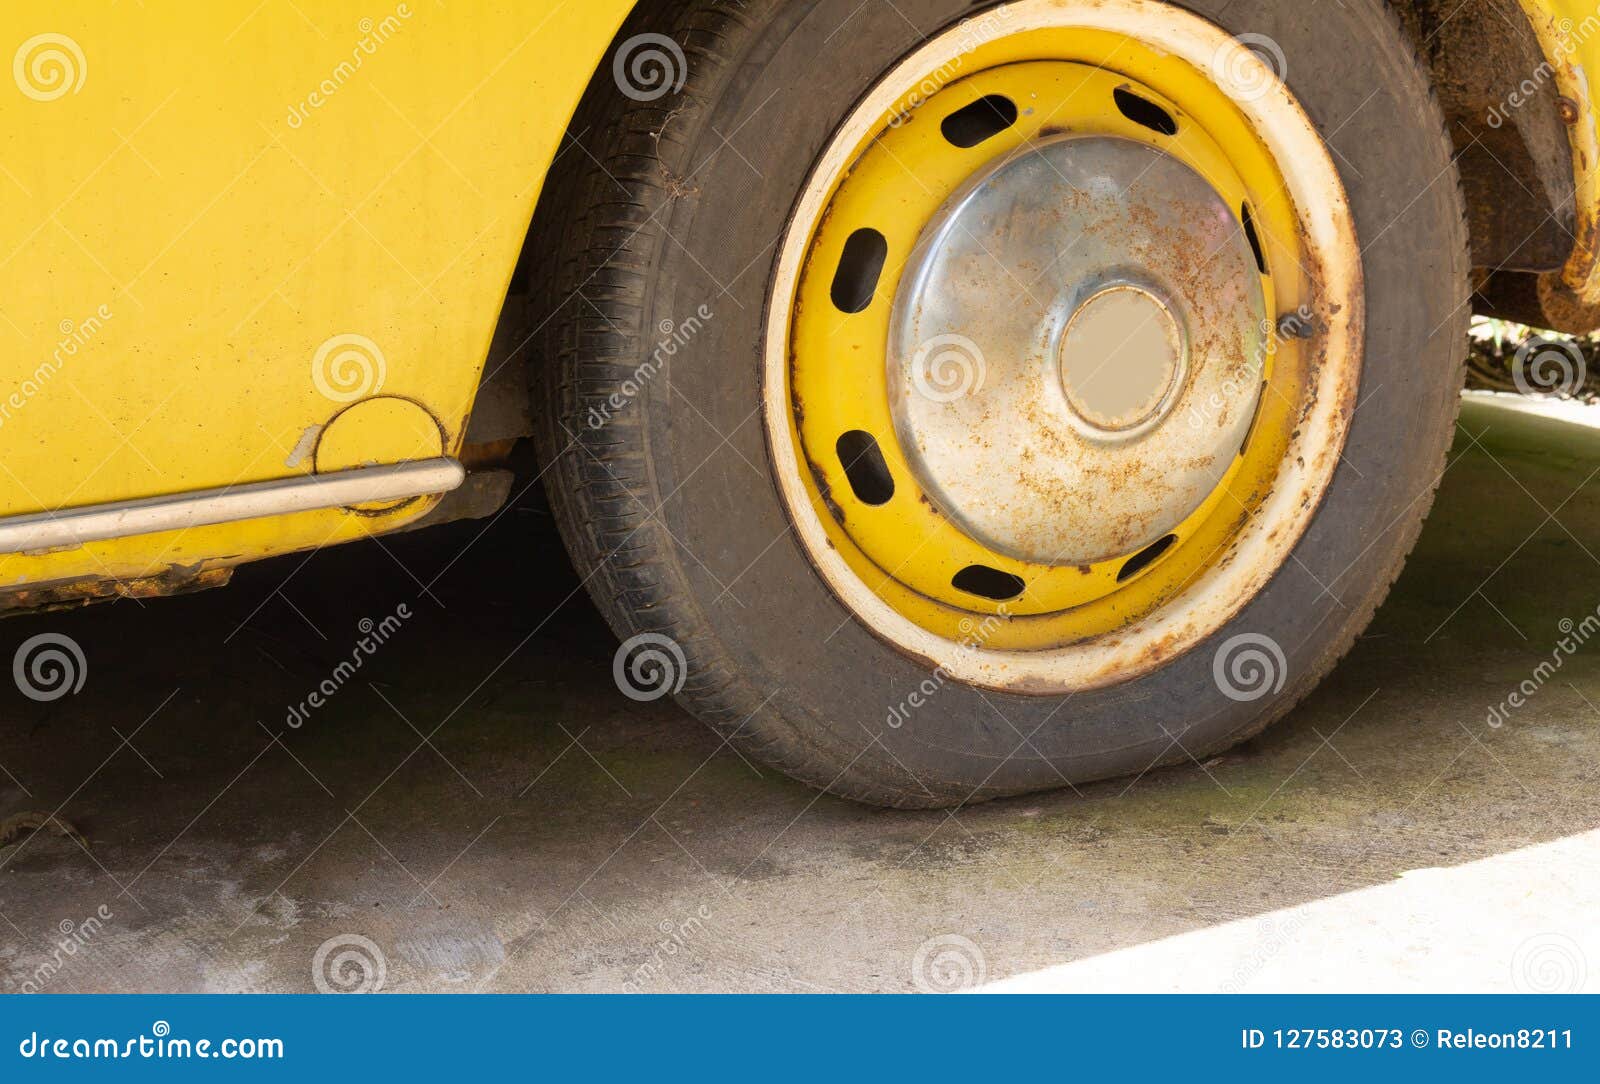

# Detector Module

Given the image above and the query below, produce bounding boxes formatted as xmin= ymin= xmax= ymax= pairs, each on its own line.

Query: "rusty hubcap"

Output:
xmin=887 ymin=134 xmax=1269 ymax=567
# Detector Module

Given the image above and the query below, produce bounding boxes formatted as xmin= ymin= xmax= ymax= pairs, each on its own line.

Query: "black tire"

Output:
xmin=532 ymin=0 xmax=1469 ymax=808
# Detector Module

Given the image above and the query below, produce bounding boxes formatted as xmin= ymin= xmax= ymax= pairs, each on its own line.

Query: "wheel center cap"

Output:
xmin=887 ymin=133 xmax=1268 ymax=567
xmin=1058 ymin=284 xmax=1185 ymax=438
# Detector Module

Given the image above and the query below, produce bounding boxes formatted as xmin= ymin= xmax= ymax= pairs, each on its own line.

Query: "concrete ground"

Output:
xmin=0 ymin=394 xmax=1596 ymax=994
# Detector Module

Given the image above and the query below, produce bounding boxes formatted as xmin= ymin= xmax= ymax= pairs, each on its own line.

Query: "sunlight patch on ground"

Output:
xmin=1466 ymin=390 xmax=1600 ymax=430
xmin=981 ymin=828 xmax=1600 ymax=993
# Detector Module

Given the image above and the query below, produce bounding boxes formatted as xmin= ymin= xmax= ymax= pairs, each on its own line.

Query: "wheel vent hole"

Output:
xmin=1117 ymin=534 xmax=1178 ymax=582
xmin=1114 ymin=87 xmax=1177 ymax=136
xmin=952 ymin=565 xmax=1026 ymax=602
xmin=940 ymin=95 xmax=1019 ymax=148
xmin=1241 ymin=203 xmax=1268 ymax=275
xmin=830 ymin=228 xmax=888 ymax=314
xmin=835 ymin=430 xmax=895 ymax=505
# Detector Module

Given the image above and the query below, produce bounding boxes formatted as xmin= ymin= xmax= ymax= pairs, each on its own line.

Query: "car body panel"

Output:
xmin=0 ymin=1 xmax=630 ymax=594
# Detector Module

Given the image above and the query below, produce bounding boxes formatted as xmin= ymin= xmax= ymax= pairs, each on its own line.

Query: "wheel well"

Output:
xmin=1393 ymin=0 xmax=1579 ymax=324
xmin=468 ymin=0 xmax=680 ymax=450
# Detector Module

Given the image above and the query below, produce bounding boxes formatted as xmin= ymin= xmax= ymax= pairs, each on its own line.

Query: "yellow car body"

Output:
xmin=0 ymin=1 xmax=631 ymax=603
xmin=0 ymin=0 xmax=1591 ymax=607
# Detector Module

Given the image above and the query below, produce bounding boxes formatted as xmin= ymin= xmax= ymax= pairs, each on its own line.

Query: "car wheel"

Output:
xmin=533 ymin=0 xmax=1469 ymax=808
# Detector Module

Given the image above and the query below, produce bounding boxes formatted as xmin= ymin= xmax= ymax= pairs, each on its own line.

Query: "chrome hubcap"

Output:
xmin=887 ymin=134 xmax=1270 ymax=567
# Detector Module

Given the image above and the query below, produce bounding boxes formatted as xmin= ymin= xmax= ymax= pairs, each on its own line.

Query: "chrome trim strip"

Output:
xmin=0 ymin=458 xmax=466 ymax=554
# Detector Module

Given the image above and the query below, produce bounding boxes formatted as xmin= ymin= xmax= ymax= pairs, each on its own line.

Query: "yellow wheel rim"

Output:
xmin=764 ymin=0 xmax=1362 ymax=691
